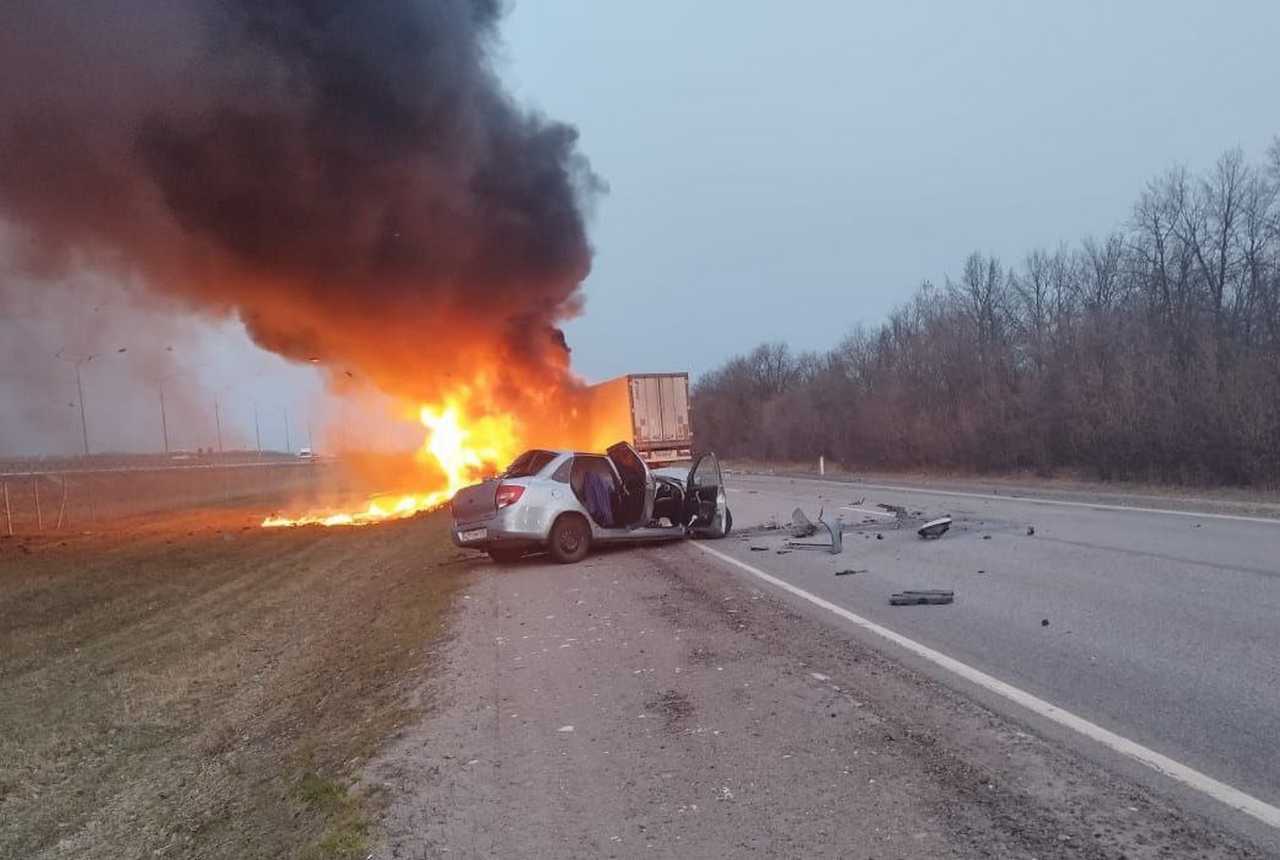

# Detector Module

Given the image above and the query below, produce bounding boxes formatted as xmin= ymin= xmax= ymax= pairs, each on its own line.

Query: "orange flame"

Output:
xmin=261 ymin=389 xmax=520 ymax=528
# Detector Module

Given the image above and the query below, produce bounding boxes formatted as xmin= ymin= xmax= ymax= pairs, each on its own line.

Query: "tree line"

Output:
xmin=693 ymin=141 xmax=1280 ymax=486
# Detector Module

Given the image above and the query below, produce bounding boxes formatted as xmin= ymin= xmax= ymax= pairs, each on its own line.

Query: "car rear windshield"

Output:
xmin=500 ymin=449 xmax=557 ymax=479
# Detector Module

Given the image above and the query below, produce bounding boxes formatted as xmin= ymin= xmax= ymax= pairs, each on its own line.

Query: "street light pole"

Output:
xmin=74 ymin=362 xmax=90 ymax=456
xmin=158 ymin=385 xmax=170 ymax=454
xmin=254 ymin=403 xmax=262 ymax=457
xmin=56 ymin=349 xmax=100 ymax=457
xmin=214 ymin=396 xmax=224 ymax=454
xmin=283 ymin=408 xmax=291 ymax=454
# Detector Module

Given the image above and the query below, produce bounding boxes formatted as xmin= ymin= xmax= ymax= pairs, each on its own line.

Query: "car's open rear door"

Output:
xmin=606 ymin=441 xmax=654 ymax=527
xmin=685 ymin=452 xmax=729 ymax=537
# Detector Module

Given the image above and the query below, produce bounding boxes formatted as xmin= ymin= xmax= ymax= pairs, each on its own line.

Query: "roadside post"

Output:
xmin=56 ymin=476 xmax=68 ymax=530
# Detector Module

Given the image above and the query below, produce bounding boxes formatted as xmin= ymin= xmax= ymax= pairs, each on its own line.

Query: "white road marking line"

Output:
xmin=839 ymin=506 xmax=898 ymax=518
xmin=749 ymin=477 xmax=1280 ymax=525
xmin=691 ymin=541 xmax=1280 ymax=830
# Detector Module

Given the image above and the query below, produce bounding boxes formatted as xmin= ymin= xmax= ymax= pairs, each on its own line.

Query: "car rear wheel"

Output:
xmin=548 ymin=514 xmax=591 ymax=564
xmin=488 ymin=547 xmax=525 ymax=564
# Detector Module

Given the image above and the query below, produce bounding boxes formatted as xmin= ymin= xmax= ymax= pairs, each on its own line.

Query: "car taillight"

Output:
xmin=495 ymin=483 xmax=525 ymax=509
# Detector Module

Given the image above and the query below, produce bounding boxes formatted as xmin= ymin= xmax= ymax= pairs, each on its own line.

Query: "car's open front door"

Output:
xmin=605 ymin=441 xmax=654 ymax=527
xmin=685 ymin=451 xmax=729 ymax=537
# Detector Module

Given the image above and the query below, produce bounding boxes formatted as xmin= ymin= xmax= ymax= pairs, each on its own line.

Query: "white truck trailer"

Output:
xmin=584 ymin=373 xmax=693 ymax=464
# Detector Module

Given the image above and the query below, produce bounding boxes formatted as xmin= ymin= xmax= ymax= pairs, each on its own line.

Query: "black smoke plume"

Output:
xmin=0 ymin=0 xmax=600 ymax=410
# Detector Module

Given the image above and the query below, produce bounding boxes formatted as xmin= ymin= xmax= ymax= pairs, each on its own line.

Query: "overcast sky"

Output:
xmin=503 ymin=0 xmax=1280 ymax=379
xmin=6 ymin=0 xmax=1280 ymax=456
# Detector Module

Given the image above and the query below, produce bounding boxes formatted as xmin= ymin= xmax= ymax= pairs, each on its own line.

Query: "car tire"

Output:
xmin=721 ymin=508 xmax=733 ymax=537
xmin=548 ymin=514 xmax=591 ymax=564
xmin=488 ymin=547 xmax=525 ymax=564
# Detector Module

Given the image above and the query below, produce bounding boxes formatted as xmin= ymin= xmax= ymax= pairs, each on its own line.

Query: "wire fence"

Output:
xmin=0 ymin=461 xmax=340 ymax=534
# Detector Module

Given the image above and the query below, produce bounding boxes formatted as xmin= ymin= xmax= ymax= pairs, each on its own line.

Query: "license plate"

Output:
xmin=458 ymin=527 xmax=487 ymax=543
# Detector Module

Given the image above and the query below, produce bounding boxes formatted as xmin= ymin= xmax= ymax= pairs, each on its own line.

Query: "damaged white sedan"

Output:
xmin=449 ymin=442 xmax=732 ymax=563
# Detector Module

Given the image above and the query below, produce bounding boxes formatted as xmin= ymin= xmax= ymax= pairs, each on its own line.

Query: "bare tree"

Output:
xmin=694 ymin=143 xmax=1280 ymax=486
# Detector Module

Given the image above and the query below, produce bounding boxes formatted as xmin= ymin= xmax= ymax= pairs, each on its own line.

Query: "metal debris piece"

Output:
xmin=834 ymin=568 xmax=867 ymax=576
xmin=790 ymin=508 xmax=818 ymax=538
xmin=749 ymin=545 xmax=768 ymax=552
xmin=917 ymin=517 xmax=952 ymax=539
xmin=878 ymin=503 xmax=908 ymax=517
xmin=890 ymin=590 xmax=954 ymax=606
xmin=787 ymin=510 xmax=844 ymax=554
xmin=1026 ymin=525 xmax=1036 ymax=536
xmin=982 ymin=534 xmax=992 ymax=540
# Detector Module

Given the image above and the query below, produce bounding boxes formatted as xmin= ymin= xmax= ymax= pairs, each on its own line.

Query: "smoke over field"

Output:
xmin=0 ymin=0 xmax=602 ymax=453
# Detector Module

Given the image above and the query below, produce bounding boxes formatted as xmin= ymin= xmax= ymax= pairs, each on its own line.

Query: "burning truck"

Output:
xmin=259 ymin=372 xmax=696 ymax=529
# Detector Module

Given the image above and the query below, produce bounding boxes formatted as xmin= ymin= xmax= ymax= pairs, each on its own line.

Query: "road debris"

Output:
xmin=878 ymin=503 xmax=908 ymax=517
xmin=917 ymin=517 xmax=952 ymax=539
xmin=982 ymin=534 xmax=992 ymax=540
xmin=749 ymin=545 xmax=768 ymax=552
xmin=1026 ymin=525 xmax=1036 ymax=536
xmin=786 ymin=510 xmax=843 ymax=554
xmin=834 ymin=569 xmax=867 ymax=576
xmin=790 ymin=508 xmax=818 ymax=538
xmin=890 ymin=590 xmax=954 ymax=606
xmin=1041 ymin=618 xmax=1050 ymax=627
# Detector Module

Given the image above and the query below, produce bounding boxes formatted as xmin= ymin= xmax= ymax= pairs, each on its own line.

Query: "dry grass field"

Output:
xmin=0 ymin=505 xmax=467 ymax=859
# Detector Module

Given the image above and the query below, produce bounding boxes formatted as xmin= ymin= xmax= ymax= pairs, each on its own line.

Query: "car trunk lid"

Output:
xmin=451 ymin=480 xmax=498 ymax=523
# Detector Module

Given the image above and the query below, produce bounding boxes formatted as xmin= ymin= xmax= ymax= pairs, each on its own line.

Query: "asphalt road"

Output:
xmin=716 ymin=472 xmax=1280 ymax=830
xmin=369 ymin=537 xmax=1265 ymax=858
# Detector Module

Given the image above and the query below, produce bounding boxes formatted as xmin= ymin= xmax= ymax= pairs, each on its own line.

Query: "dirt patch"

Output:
xmin=645 ymin=689 xmax=695 ymax=732
xmin=0 ymin=507 xmax=469 ymax=860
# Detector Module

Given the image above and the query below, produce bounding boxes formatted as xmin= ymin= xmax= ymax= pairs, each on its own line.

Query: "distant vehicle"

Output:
xmin=450 ymin=441 xmax=731 ymax=564
xmin=297 ymin=447 xmax=314 ymax=459
xmin=584 ymin=373 xmax=692 ymax=465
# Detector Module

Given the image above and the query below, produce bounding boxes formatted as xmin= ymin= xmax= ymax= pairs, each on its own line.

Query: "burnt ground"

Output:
xmin=0 ymin=507 xmax=469 ymax=860
xmin=367 ymin=542 xmax=1269 ymax=859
